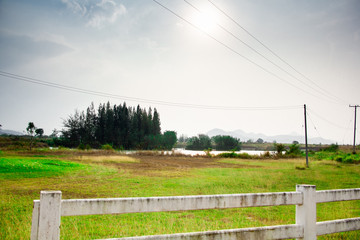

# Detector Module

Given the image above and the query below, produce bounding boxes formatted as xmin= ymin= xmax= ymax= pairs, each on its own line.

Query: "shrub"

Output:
xmin=218 ymin=152 xmax=237 ymax=158
xmin=274 ymin=143 xmax=286 ymax=156
xmin=261 ymin=151 xmax=272 ymax=158
xmin=101 ymin=144 xmax=114 ymax=151
xmin=204 ymin=148 xmax=212 ymax=157
xmin=217 ymin=152 xmax=253 ymax=159
xmin=295 ymin=165 xmax=307 ymax=170
xmin=335 ymin=155 xmax=343 ymax=162
xmin=322 ymin=144 xmax=339 ymax=152
xmin=287 ymin=144 xmax=301 ymax=156
xmin=77 ymin=143 xmax=86 ymax=150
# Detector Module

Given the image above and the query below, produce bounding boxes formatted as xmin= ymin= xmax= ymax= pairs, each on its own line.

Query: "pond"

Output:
xmin=170 ymin=148 xmax=276 ymax=156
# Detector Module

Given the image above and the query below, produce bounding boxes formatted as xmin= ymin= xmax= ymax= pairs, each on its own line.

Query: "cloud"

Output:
xmin=61 ymin=0 xmax=126 ymax=28
xmin=0 ymin=32 xmax=73 ymax=68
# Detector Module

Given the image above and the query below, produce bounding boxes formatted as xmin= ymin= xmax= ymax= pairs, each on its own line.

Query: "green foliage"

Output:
xmin=35 ymin=128 xmax=44 ymax=137
xmin=185 ymin=134 xmax=211 ymax=150
xmin=274 ymin=143 xmax=286 ymax=156
xmin=204 ymin=148 xmax=212 ymax=157
xmin=101 ymin=144 xmax=114 ymax=151
xmin=322 ymin=144 xmax=339 ymax=152
xmin=212 ymin=135 xmax=241 ymax=151
xmin=26 ymin=122 xmax=36 ymax=136
xmin=314 ymin=151 xmax=360 ymax=164
xmin=286 ymin=144 xmax=301 ymax=156
xmin=295 ymin=165 xmax=307 ymax=170
xmin=217 ymin=152 xmax=253 ymax=159
xmin=77 ymin=143 xmax=86 ymax=150
xmin=60 ymin=102 xmax=173 ymax=150
xmin=162 ymin=131 xmax=177 ymax=150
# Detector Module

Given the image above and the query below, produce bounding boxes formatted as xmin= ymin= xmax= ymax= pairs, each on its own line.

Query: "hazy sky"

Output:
xmin=0 ymin=0 xmax=359 ymax=144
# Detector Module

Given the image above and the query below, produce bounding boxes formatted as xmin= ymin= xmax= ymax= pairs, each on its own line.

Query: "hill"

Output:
xmin=206 ymin=128 xmax=334 ymax=144
xmin=0 ymin=129 xmax=23 ymax=136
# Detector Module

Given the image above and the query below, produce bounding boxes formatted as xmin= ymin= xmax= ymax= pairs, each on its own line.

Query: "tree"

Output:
xmin=50 ymin=129 xmax=59 ymax=138
xmin=61 ymin=102 xmax=172 ymax=150
xmin=274 ymin=143 xmax=286 ymax=156
xmin=152 ymin=108 xmax=161 ymax=135
xmin=256 ymin=138 xmax=264 ymax=144
xmin=212 ymin=135 xmax=241 ymax=151
xmin=186 ymin=134 xmax=211 ymax=150
xmin=35 ymin=128 xmax=44 ymax=137
xmin=162 ymin=131 xmax=177 ymax=150
xmin=287 ymin=143 xmax=301 ymax=156
xmin=26 ymin=122 xmax=36 ymax=150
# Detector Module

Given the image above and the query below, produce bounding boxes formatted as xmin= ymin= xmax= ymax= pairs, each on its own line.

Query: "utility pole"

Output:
xmin=304 ymin=104 xmax=309 ymax=167
xmin=349 ymin=105 xmax=359 ymax=154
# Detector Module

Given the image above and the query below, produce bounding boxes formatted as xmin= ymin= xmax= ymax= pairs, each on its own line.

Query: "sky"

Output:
xmin=0 ymin=0 xmax=359 ymax=144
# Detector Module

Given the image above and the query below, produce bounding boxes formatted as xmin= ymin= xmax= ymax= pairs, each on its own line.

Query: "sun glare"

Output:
xmin=192 ymin=6 xmax=219 ymax=34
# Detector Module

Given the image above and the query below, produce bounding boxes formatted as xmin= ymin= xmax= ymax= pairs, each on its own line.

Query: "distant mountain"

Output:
xmin=206 ymin=128 xmax=334 ymax=144
xmin=0 ymin=129 xmax=24 ymax=136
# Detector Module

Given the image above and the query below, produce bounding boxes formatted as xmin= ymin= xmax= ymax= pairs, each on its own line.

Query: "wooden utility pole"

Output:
xmin=304 ymin=104 xmax=309 ymax=167
xmin=349 ymin=105 xmax=359 ymax=154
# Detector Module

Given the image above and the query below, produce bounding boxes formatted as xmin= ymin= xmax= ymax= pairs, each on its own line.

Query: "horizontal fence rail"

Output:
xmin=316 ymin=188 xmax=360 ymax=203
xmin=99 ymin=225 xmax=304 ymax=240
xmin=31 ymin=185 xmax=360 ymax=240
xmin=60 ymin=192 xmax=303 ymax=216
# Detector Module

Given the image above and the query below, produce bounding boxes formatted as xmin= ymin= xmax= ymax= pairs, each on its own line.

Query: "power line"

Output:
xmin=306 ymin=110 xmax=323 ymax=139
xmin=307 ymin=108 xmax=349 ymax=130
xmin=153 ymin=0 xmax=328 ymax=102
xmin=183 ymin=0 xmax=343 ymax=105
xmin=0 ymin=70 xmax=302 ymax=111
xmin=207 ymin=0 xmax=347 ymax=105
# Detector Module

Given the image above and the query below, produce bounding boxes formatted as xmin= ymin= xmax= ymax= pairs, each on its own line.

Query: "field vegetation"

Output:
xmin=1 ymin=145 xmax=360 ymax=239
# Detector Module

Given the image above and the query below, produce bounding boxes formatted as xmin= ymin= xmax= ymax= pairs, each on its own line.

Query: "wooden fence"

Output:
xmin=31 ymin=185 xmax=360 ymax=239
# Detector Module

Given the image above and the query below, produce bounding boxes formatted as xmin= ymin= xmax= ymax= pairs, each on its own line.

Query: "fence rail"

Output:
xmin=31 ymin=185 xmax=360 ymax=240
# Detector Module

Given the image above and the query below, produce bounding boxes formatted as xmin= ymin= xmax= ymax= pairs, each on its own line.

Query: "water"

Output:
xmin=170 ymin=148 xmax=275 ymax=156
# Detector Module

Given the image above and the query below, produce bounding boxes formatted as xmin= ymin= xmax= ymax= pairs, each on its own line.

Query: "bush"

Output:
xmin=204 ymin=148 xmax=212 ymax=157
xmin=77 ymin=143 xmax=86 ymax=150
xmin=101 ymin=144 xmax=114 ymax=151
xmin=322 ymin=144 xmax=339 ymax=152
xmin=335 ymin=155 xmax=343 ymax=162
xmin=295 ymin=165 xmax=307 ymax=170
xmin=261 ymin=151 xmax=272 ymax=158
xmin=217 ymin=152 xmax=253 ymax=159
xmin=274 ymin=143 xmax=286 ymax=156
xmin=287 ymin=144 xmax=301 ymax=156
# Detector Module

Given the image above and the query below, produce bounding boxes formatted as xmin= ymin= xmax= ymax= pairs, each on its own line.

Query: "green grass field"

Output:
xmin=1 ymin=150 xmax=360 ymax=239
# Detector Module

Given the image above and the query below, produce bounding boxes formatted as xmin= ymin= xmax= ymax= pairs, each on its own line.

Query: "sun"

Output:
xmin=192 ymin=6 xmax=219 ymax=34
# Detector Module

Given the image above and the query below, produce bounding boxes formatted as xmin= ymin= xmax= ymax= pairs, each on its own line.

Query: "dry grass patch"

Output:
xmin=71 ymin=155 xmax=139 ymax=164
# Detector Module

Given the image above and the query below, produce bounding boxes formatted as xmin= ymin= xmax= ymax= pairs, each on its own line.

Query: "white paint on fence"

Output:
xmin=61 ymin=192 xmax=302 ymax=216
xmin=316 ymin=189 xmax=360 ymax=203
xmin=317 ymin=217 xmax=360 ymax=236
xmin=100 ymin=224 xmax=304 ymax=240
xmin=37 ymin=191 xmax=62 ymax=240
xmin=30 ymin=185 xmax=360 ymax=240
xmin=296 ymin=185 xmax=317 ymax=239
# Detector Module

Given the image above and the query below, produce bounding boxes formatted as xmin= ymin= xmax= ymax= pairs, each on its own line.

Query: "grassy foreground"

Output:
xmin=1 ymin=150 xmax=360 ymax=239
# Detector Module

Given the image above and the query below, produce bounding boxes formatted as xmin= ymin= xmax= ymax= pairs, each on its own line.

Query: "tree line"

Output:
xmin=58 ymin=102 xmax=177 ymax=150
xmin=184 ymin=134 xmax=241 ymax=151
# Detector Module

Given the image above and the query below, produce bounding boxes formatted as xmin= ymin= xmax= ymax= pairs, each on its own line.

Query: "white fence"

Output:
xmin=30 ymin=185 xmax=360 ymax=240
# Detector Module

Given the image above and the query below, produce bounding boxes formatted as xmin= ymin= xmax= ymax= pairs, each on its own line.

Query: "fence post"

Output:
xmin=38 ymin=191 xmax=62 ymax=240
xmin=296 ymin=185 xmax=316 ymax=239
